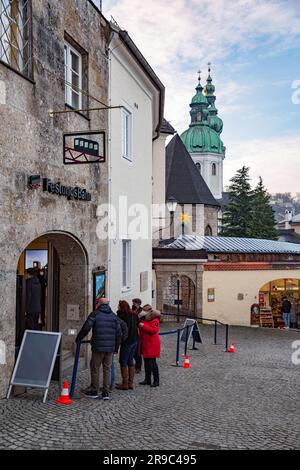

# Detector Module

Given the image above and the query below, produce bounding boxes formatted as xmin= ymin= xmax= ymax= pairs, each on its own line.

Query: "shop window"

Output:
xmin=0 ymin=0 xmax=32 ymax=78
xmin=64 ymin=41 xmax=83 ymax=109
xmin=122 ymin=240 xmax=131 ymax=290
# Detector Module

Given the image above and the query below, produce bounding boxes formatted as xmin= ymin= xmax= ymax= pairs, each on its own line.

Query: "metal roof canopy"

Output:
xmin=166 ymin=235 xmax=300 ymax=254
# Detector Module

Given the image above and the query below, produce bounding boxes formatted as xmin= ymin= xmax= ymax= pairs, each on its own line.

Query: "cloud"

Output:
xmin=224 ymin=133 xmax=300 ymax=194
xmin=104 ymin=0 xmax=300 ymax=194
xmin=104 ymin=0 xmax=300 ymax=127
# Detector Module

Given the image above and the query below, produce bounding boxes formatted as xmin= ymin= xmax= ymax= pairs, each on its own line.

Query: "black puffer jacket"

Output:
xmin=76 ymin=304 xmax=122 ymax=353
xmin=26 ymin=276 xmax=42 ymax=313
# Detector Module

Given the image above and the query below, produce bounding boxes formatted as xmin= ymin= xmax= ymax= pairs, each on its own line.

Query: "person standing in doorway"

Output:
xmin=116 ymin=300 xmax=138 ymax=390
xmin=132 ymin=298 xmax=143 ymax=373
xmin=282 ymin=297 xmax=292 ymax=329
xmin=76 ymin=298 xmax=121 ymax=400
xmin=139 ymin=305 xmax=161 ymax=387
xmin=25 ymin=268 xmax=42 ymax=331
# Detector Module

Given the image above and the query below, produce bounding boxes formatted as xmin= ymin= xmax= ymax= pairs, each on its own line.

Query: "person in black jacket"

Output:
xmin=116 ymin=300 xmax=138 ymax=390
xmin=76 ymin=298 xmax=122 ymax=400
xmin=132 ymin=298 xmax=143 ymax=373
xmin=25 ymin=268 xmax=42 ymax=330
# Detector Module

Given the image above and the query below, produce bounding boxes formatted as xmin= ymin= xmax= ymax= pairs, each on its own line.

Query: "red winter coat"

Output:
xmin=139 ymin=310 xmax=161 ymax=359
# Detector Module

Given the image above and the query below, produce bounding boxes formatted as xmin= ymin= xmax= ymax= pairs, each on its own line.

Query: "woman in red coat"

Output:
xmin=138 ymin=306 xmax=161 ymax=387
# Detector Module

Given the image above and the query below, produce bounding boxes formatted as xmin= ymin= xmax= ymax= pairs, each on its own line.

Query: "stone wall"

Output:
xmin=0 ymin=0 xmax=110 ymax=398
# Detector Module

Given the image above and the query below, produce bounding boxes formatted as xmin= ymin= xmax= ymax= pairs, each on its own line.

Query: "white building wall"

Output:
xmin=108 ymin=47 xmax=154 ymax=310
xmin=191 ymin=152 xmax=224 ymax=200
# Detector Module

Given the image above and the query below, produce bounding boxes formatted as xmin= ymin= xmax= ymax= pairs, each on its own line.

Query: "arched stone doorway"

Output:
xmin=162 ymin=274 xmax=196 ymax=317
xmin=15 ymin=231 xmax=89 ymax=376
xmin=252 ymin=278 xmax=300 ymax=328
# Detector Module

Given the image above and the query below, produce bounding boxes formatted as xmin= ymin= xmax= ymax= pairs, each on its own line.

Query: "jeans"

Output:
xmin=283 ymin=312 xmax=290 ymax=328
xmin=144 ymin=358 xmax=159 ymax=384
xmin=90 ymin=351 xmax=113 ymax=393
xmin=119 ymin=341 xmax=138 ymax=368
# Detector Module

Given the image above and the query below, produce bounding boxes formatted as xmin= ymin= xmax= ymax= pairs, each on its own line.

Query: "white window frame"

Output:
xmin=121 ymin=107 xmax=132 ymax=162
xmin=0 ymin=0 xmax=30 ymax=74
xmin=64 ymin=41 xmax=82 ymax=109
xmin=122 ymin=240 xmax=132 ymax=291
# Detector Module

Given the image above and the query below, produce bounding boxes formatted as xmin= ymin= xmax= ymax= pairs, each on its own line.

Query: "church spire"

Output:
xmin=204 ymin=63 xmax=224 ymax=135
xmin=189 ymin=71 xmax=209 ymax=126
xmin=204 ymin=63 xmax=216 ymax=106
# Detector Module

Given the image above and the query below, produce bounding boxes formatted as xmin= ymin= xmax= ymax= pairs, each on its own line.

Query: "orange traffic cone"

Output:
xmin=56 ymin=381 xmax=74 ymax=405
xmin=228 ymin=342 xmax=235 ymax=353
xmin=183 ymin=355 xmax=192 ymax=368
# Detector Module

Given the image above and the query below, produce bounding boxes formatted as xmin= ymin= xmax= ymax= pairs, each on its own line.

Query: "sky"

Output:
xmin=103 ymin=0 xmax=300 ymax=194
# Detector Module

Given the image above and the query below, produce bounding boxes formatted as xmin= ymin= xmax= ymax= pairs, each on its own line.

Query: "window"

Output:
xmin=122 ymin=240 xmax=131 ymax=290
xmin=196 ymin=162 xmax=201 ymax=173
xmin=212 ymin=163 xmax=217 ymax=176
xmin=205 ymin=225 xmax=213 ymax=236
xmin=0 ymin=0 xmax=32 ymax=78
xmin=122 ymin=108 xmax=132 ymax=161
xmin=64 ymin=41 xmax=82 ymax=109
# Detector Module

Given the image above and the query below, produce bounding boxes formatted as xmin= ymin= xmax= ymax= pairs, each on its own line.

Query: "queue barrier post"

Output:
xmin=176 ymin=329 xmax=180 ymax=366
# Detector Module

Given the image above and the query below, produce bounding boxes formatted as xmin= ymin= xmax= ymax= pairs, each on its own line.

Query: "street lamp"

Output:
xmin=166 ymin=196 xmax=178 ymax=215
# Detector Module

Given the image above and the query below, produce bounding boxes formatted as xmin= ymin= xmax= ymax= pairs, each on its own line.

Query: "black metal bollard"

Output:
xmin=225 ymin=324 xmax=229 ymax=351
xmin=184 ymin=325 xmax=189 ymax=356
xmin=214 ymin=320 xmax=217 ymax=345
xmin=176 ymin=329 xmax=180 ymax=366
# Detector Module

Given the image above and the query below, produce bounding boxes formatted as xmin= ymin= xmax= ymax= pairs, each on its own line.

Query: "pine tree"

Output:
xmin=220 ymin=166 xmax=254 ymax=237
xmin=250 ymin=177 xmax=278 ymax=240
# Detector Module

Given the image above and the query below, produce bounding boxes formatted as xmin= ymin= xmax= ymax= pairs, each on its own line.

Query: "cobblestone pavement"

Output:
xmin=0 ymin=325 xmax=299 ymax=450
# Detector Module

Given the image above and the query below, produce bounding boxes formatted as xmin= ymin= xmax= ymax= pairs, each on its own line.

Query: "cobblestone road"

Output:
xmin=0 ymin=325 xmax=299 ymax=450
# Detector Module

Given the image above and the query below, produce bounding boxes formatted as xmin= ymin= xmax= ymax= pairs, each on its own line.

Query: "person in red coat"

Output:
xmin=138 ymin=306 xmax=161 ymax=387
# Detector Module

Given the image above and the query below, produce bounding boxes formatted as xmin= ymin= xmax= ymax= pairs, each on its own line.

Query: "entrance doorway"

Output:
xmin=162 ymin=275 xmax=196 ymax=317
xmin=16 ymin=232 xmax=88 ymax=379
xmin=253 ymin=278 xmax=300 ymax=328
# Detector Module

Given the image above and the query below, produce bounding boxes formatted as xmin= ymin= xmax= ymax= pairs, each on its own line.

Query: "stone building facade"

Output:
xmin=0 ymin=0 xmax=110 ymax=398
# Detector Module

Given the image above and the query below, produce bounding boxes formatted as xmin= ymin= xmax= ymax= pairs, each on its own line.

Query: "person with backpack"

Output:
xmin=76 ymin=298 xmax=122 ymax=401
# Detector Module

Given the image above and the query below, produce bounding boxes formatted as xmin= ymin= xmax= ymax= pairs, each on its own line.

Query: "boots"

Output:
xmin=151 ymin=364 xmax=159 ymax=387
xmin=128 ymin=366 xmax=135 ymax=390
xmin=116 ymin=367 xmax=128 ymax=390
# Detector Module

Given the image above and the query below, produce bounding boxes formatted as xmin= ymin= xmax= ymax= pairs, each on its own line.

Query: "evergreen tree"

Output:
xmin=250 ymin=177 xmax=278 ymax=240
xmin=221 ymin=166 xmax=254 ymax=237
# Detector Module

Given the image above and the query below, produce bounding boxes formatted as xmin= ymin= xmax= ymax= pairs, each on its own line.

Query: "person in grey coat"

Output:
xmin=76 ymin=298 xmax=122 ymax=400
xmin=25 ymin=268 xmax=42 ymax=330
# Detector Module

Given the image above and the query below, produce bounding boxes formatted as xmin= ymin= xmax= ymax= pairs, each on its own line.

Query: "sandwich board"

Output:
xmin=7 ymin=330 xmax=62 ymax=403
xmin=180 ymin=318 xmax=202 ymax=346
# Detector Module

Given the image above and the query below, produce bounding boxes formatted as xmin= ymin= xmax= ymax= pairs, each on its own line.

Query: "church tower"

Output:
xmin=180 ymin=67 xmax=225 ymax=200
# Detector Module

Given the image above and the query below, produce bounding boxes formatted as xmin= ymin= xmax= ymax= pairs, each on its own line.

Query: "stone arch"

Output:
xmin=15 ymin=231 xmax=89 ymax=372
xmin=161 ymin=273 xmax=196 ymax=316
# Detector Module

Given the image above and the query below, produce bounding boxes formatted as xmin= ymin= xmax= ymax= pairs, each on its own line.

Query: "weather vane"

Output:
xmin=197 ymin=70 xmax=201 ymax=81
xmin=208 ymin=62 xmax=212 ymax=73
